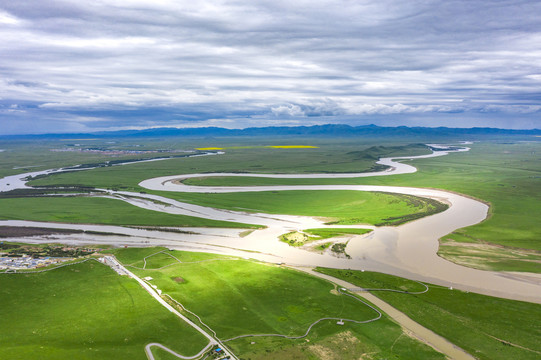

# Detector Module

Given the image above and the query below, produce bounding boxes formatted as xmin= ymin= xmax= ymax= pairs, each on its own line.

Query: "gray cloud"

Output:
xmin=1 ymin=0 xmax=540 ymax=134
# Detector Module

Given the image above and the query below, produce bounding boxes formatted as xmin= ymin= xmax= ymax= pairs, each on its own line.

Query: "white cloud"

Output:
xmin=0 ymin=10 xmax=20 ymax=25
xmin=271 ymin=104 xmax=305 ymax=117
xmin=0 ymin=0 xmax=540 ymax=133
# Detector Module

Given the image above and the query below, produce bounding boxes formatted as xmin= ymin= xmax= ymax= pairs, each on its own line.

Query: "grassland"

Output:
xmin=2 ymin=136 xmax=539 ymax=358
xmin=153 ymin=190 xmax=446 ymax=226
xmin=0 ymin=260 xmax=208 ymax=360
xmin=438 ymin=235 xmax=541 ymax=273
xmin=0 ymin=138 xmax=195 ymax=178
xmin=26 ymin=142 xmax=432 ymax=190
xmin=10 ymin=185 xmax=446 ymax=230
xmin=316 ymin=267 xmax=541 ymax=360
xmin=114 ymin=247 xmax=444 ymax=360
xmin=0 ymin=196 xmax=255 ymax=228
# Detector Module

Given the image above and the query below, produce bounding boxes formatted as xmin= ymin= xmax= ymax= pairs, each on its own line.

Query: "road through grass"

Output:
xmin=316 ymin=268 xmax=541 ymax=360
xmin=114 ymin=247 xmax=445 ymax=360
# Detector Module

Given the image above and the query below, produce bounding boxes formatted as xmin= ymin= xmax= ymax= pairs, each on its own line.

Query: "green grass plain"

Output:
xmin=113 ymin=247 xmax=444 ymax=360
xmin=0 ymin=188 xmax=442 ymax=230
xmin=0 ymin=260 xmax=208 ymax=360
xmin=0 ymin=196 xmax=254 ymax=228
xmin=438 ymin=234 xmax=541 ymax=273
xmin=316 ymin=267 xmax=541 ymax=360
xmin=24 ymin=141 xmax=432 ymax=190
xmin=152 ymin=190 xmax=446 ymax=226
xmin=0 ymin=139 xmax=191 ymax=178
xmin=1 ymin=136 xmax=539 ymax=358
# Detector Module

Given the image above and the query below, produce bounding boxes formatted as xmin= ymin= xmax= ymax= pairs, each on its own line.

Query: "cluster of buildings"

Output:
xmin=50 ymin=148 xmax=187 ymax=155
xmin=0 ymin=255 xmax=70 ymax=270
xmin=51 ymin=147 xmax=154 ymax=155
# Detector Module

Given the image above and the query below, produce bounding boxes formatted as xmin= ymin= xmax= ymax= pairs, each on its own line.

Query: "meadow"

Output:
xmin=0 ymin=138 xmax=189 ymax=178
xmin=113 ymin=247 xmax=445 ymax=360
xmin=1 ymin=136 xmax=539 ymax=358
xmin=152 ymin=190 xmax=446 ymax=226
xmin=0 ymin=259 xmax=208 ymax=360
xmin=0 ymin=196 xmax=254 ymax=228
xmin=24 ymin=140 xmax=432 ymax=190
xmin=317 ymin=267 xmax=541 ymax=360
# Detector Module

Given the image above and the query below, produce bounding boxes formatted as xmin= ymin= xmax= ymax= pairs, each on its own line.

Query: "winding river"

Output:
xmin=1 ymin=145 xmax=540 ymax=303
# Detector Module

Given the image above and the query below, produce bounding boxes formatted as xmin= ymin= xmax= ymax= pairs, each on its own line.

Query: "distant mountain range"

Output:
xmin=2 ymin=124 xmax=541 ymax=139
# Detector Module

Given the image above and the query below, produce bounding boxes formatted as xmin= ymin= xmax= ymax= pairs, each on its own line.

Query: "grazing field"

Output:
xmin=26 ymin=142 xmax=432 ymax=190
xmin=154 ymin=190 xmax=447 ymax=226
xmin=0 ymin=260 xmax=208 ymax=360
xmin=0 ymin=139 xmax=192 ymax=178
xmin=316 ymin=268 xmax=541 ymax=360
xmin=2 ymin=136 xmax=539 ymax=358
xmin=0 ymin=196 xmax=254 ymax=228
xmin=437 ymin=235 xmax=541 ymax=273
xmin=114 ymin=247 xmax=445 ymax=360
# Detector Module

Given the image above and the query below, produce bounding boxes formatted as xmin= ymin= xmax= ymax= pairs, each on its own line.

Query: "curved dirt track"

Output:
xmin=298 ymin=268 xmax=476 ymax=360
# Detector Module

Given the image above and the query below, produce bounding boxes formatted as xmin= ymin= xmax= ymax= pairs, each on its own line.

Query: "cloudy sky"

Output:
xmin=1 ymin=0 xmax=540 ymax=134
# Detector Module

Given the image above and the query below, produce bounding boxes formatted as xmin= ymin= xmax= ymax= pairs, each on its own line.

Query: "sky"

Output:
xmin=1 ymin=0 xmax=540 ymax=134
